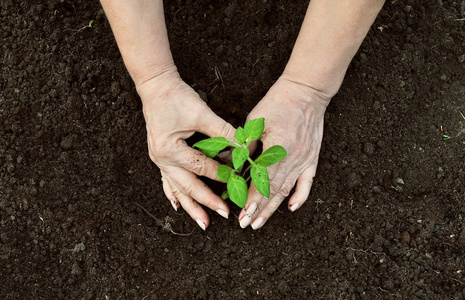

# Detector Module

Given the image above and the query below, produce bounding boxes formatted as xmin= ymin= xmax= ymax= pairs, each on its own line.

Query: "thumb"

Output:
xmin=198 ymin=110 xmax=236 ymax=142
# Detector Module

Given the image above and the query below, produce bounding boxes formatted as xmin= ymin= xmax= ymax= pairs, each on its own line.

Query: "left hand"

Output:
xmin=238 ymin=76 xmax=331 ymax=229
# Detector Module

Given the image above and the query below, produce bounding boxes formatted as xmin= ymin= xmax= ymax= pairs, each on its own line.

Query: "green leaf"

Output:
xmin=193 ymin=137 xmax=231 ymax=152
xmin=217 ymin=165 xmax=233 ymax=182
xmin=244 ymin=118 xmax=265 ymax=140
xmin=250 ymin=164 xmax=270 ymax=198
xmin=227 ymin=174 xmax=248 ymax=208
xmin=232 ymin=147 xmax=249 ymax=170
xmin=235 ymin=126 xmax=248 ymax=144
xmin=221 ymin=191 xmax=229 ymax=200
xmin=200 ymin=149 xmax=219 ymax=158
xmin=254 ymin=145 xmax=287 ymax=167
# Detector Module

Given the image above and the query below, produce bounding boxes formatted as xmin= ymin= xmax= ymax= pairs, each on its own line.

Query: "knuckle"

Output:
xmin=190 ymin=154 xmax=208 ymax=176
xmin=183 ymin=182 xmax=194 ymax=196
xmin=278 ymin=181 xmax=294 ymax=198
xmin=269 ymin=182 xmax=281 ymax=195
xmin=171 ymin=188 xmax=183 ymax=198
xmin=151 ymin=139 xmax=172 ymax=158
xmin=220 ymin=122 xmax=234 ymax=140
xmin=200 ymin=195 xmax=216 ymax=208
xmin=266 ymin=131 xmax=289 ymax=149
xmin=293 ymin=146 xmax=304 ymax=158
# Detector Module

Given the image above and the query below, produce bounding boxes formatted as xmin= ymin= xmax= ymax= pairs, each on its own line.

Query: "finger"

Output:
xmin=161 ymin=173 xmax=179 ymax=211
xmin=251 ymin=175 xmax=298 ymax=230
xmin=238 ymin=162 xmax=280 ymax=228
xmin=166 ymin=177 xmax=209 ymax=231
xmin=217 ymin=149 xmax=232 ymax=162
xmin=288 ymin=163 xmax=317 ymax=212
xmin=247 ymin=139 xmax=258 ymax=157
xmin=167 ymin=167 xmax=230 ymax=219
xmin=182 ymin=147 xmax=222 ymax=182
xmin=198 ymin=111 xmax=236 ymax=142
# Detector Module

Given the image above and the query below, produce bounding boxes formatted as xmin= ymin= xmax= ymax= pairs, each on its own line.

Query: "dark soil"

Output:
xmin=1 ymin=0 xmax=465 ymax=299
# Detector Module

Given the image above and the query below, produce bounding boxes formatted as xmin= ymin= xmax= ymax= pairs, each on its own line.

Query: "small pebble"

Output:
xmin=401 ymin=231 xmax=411 ymax=244
xmin=364 ymin=142 xmax=375 ymax=155
xmin=60 ymin=135 xmax=73 ymax=151
xmin=346 ymin=172 xmax=361 ymax=189
xmin=360 ymin=52 xmax=368 ymax=64
xmin=71 ymin=262 xmax=82 ymax=275
xmin=458 ymin=54 xmax=465 ymax=63
xmin=372 ymin=186 xmax=382 ymax=193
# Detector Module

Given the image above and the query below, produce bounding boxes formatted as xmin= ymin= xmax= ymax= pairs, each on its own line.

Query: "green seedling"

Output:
xmin=443 ymin=135 xmax=451 ymax=141
xmin=88 ymin=20 xmax=94 ymax=28
xmin=193 ymin=118 xmax=287 ymax=208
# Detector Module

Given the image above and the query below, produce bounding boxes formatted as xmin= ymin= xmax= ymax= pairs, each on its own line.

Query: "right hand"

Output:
xmin=136 ymin=70 xmax=236 ymax=230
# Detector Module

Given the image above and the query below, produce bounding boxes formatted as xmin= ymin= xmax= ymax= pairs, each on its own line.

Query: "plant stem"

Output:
xmin=230 ymin=142 xmax=242 ymax=148
xmin=247 ymin=157 xmax=256 ymax=166
xmin=242 ymin=164 xmax=252 ymax=176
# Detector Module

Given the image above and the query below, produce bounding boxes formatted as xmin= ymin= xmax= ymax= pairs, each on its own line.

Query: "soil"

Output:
xmin=1 ymin=0 xmax=465 ymax=299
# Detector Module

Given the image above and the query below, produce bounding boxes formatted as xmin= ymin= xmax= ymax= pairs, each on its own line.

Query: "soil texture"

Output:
xmin=1 ymin=0 xmax=465 ymax=299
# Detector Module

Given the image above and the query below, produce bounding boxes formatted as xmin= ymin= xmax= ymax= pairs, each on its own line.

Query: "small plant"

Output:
xmin=193 ymin=118 xmax=286 ymax=208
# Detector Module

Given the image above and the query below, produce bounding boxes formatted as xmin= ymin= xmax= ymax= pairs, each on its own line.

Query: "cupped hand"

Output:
xmin=238 ymin=76 xmax=331 ymax=229
xmin=137 ymin=71 xmax=236 ymax=230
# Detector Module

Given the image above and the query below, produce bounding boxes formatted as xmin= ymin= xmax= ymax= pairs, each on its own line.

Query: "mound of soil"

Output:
xmin=1 ymin=0 xmax=465 ymax=299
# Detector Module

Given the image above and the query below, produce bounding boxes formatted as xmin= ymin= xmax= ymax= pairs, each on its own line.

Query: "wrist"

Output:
xmin=282 ymin=57 xmax=345 ymax=100
xmin=278 ymin=73 xmax=333 ymax=108
xmin=136 ymin=64 xmax=182 ymax=106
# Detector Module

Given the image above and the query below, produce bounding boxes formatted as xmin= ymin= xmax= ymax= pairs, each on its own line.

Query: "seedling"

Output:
xmin=193 ymin=118 xmax=286 ymax=208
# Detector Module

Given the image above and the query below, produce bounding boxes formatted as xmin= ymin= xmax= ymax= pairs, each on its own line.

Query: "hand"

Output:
xmin=238 ymin=76 xmax=330 ymax=229
xmin=137 ymin=71 xmax=236 ymax=230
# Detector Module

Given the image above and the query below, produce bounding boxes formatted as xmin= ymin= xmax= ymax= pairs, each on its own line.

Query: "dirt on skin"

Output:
xmin=1 ymin=0 xmax=465 ymax=299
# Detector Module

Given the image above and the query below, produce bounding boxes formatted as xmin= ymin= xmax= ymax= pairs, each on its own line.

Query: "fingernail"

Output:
xmin=196 ymin=219 xmax=206 ymax=231
xmin=217 ymin=150 xmax=232 ymax=159
xmin=251 ymin=217 xmax=264 ymax=230
xmin=170 ymin=200 xmax=178 ymax=211
xmin=290 ymin=203 xmax=300 ymax=212
xmin=239 ymin=202 xmax=257 ymax=228
xmin=216 ymin=209 xmax=229 ymax=219
xmin=246 ymin=202 xmax=257 ymax=218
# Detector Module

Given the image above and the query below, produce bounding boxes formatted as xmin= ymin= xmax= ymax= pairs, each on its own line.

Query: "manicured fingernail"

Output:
xmin=239 ymin=218 xmax=249 ymax=229
xmin=216 ymin=209 xmax=229 ymax=219
xmin=290 ymin=203 xmax=300 ymax=212
xmin=170 ymin=200 xmax=178 ymax=211
xmin=239 ymin=202 xmax=257 ymax=228
xmin=251 ymin=217 xmax=264 ymax=230
xmin=246 ymin=202 xmax=257 ymax=218
xmin=217 ymin=150 xmax=232 ymax=159
xmin=196 ymin=219 xmax=206 ymax=231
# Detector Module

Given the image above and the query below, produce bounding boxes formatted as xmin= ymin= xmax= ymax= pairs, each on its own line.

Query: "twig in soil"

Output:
xmin=459 ymin=110 xmax=465 ymax=120
xmin=315 ymin=198 xmax=324 ymax=212
xmin=214 ymin=66 xmax=225 ymax=89
xmin=346 ymin=246 xmax=386 ymax=257
xmin=65 ymin=20 xmax=95 ymax=36
xmin=455 ymin=18 xmax=465 ymax=21
xmin=209 ymin=84 xmax=218 ymax=95
xmin=451 ymin=278 xmax=465 ymax=285
xmin=134 ymin=202 xmax=194 ymax=236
